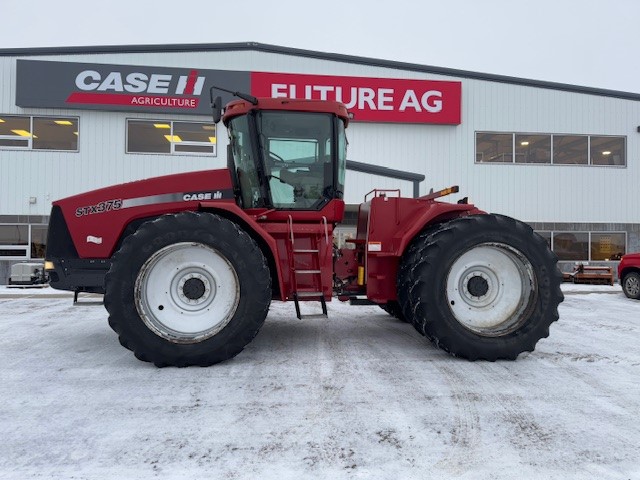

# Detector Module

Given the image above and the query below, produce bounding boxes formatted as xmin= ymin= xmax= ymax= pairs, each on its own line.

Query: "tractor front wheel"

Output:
xmin=104 ymin=211 xmax=271 ymax=367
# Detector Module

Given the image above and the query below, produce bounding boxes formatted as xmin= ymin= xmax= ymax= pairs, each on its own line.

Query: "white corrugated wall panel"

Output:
xmin=461 ymin=78 xmax=638 ymax=223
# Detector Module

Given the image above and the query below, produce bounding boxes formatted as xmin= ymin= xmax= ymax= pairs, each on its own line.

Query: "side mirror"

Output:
xmin=210 ymin=88 xmax=222 ymax=124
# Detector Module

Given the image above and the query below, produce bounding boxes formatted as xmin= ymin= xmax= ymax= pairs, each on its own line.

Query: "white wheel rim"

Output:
xmin=135 ymin=242 xmax=240 ymax=343
xmin=445 ymin=243 xmax=536 ymax=336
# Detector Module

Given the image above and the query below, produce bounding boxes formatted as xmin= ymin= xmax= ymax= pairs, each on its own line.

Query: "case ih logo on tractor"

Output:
xmin=44 ymin=86 xmax=563 ymax=367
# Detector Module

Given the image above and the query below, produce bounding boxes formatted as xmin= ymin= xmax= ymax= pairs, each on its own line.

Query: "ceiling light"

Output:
xmin=520 ymin=141 xmax=529 ymax=146
xmin=54 ymin=120 xmax=73 ymax=126
xmin=602 ymin=151 xmax=611 ymax=155
xmin=11 ymin=129 xmax=32 ymax=137
xmin=208 ymin=137 xmax=217 ymax=144
xmin=164 ymin=135 xmax=182 ymax=143
xmin=202 ymin=125 xmax=215 ymax=131
xmin=154 ymin=123 xmax=171 ymax=129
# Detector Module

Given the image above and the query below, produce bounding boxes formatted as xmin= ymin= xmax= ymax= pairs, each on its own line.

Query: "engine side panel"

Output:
xmin=54 ymin=169 xmax=234 ymax=258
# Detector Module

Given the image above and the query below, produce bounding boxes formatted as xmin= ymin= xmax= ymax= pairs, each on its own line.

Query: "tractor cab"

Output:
xmin=213 ymin=93 xmax=350 ymax=212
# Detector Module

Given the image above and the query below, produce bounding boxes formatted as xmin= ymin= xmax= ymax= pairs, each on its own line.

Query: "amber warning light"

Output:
xmin=421 ymin=186 xmax=460 ymax=201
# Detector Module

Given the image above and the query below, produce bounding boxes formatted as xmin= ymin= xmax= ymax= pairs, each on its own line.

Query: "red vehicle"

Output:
xmin=619 ymin=253 xmax=640 ymax=299
xmin=44 ymin=89 xmax=563 ymax=367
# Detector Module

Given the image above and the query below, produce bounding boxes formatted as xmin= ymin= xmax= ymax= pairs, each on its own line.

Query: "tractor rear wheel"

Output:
xmin=400 ymin=214 xmax=563 ymax=360
xmin=397 ymin=224 xmax=444 ymax=330
xmin=104 ymin=211 xmax=271 ymax=367
xmin=379 ymin=301 xmax=407 ymax=322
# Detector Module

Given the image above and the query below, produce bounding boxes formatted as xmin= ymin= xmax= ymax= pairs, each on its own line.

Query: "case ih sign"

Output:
xmin=15 ymin=60 xmax=249 ymax=115
xmin=16 ymin=60 xmax=461 ymax=124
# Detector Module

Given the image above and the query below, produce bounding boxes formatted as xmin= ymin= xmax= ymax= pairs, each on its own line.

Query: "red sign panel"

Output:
xmin=251 ymin=72 xmax=461 ymax=124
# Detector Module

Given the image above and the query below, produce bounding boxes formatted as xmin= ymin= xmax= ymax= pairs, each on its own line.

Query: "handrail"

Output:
xmin=346 ymin=159 xmax=425 ymax=198
xmin=322 ymin=216 xmax=329 ymax=244
xmin=287 ymin=215 xmax=294 ymax=244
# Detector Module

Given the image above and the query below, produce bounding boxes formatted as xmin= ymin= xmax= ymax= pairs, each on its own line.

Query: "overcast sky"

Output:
xmin=1 ymin=0 xmax=638 ymax=94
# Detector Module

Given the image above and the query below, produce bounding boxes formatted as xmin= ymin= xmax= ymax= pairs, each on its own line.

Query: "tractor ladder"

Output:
xmin=287 ymin=215 xmax=329 ymax=320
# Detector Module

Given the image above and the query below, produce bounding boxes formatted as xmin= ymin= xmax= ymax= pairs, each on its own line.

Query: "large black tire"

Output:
xmin=379 ymin=301 xmax=408 ymax=322
xmin=383 ymin=223 xmax=441 ymax=325
xmin=397 ymin=223 xmax=445 ymax=331
xmin=622 ymin=272 xmax=640 ymax=299
xmin=104 ymin=211 xmax=271 ymax=367
xmin=399 ymin=214 xmax=563 ymax=361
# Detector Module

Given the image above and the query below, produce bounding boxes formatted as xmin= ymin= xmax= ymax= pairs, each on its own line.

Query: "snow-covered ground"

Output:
xmin=0 ymin=284 xmax=638 ymax=480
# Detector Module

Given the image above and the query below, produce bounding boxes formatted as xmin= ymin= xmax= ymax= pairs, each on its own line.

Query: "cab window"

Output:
xmin=228 ymin=115 xmax=264 ymax=208
xmin=258 ymin=111 xmax=334 ymax=209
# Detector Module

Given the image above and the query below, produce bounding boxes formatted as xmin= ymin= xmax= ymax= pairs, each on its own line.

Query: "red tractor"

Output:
xmin=44 ymin=89 xmax=563 ymax=366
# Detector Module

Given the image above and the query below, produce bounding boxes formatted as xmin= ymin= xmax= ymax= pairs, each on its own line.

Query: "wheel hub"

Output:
xmin=459 ymin=268 xmax=499 ymax=307
xmin=174 ymin=271 xmax=214 ymax=309
xmin=180 ymin=275 xmax=208 ymax=301
xmin=466 ymin=274 xmax=489 ymax=298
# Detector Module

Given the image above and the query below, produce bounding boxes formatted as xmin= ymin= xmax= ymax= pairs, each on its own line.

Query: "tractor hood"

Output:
xmin=51 ymin=169 xmax=234 ymax=258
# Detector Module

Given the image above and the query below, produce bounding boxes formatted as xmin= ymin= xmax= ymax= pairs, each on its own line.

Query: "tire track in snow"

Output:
xmin=431 ymin=363 xmax=482 ymax=475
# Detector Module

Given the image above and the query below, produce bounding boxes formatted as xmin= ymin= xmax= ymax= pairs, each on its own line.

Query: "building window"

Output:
xmin=537 ymin=230 xmax=626 ymax=262
xmin=126 ymin=120 xmax=216 ymax=156
xmin=553 ymin=135 xmax=588 ymax=165
xmin=0 ymin=116 xmax=29 ymax=148
xmin=0 ymin=115 xmax=79 ymax=151
xmin=0 ymin=224 xmax=48 ymax=259
xmin=590 ymin=136 xmax=625 ymax=166
xmin=475 ymin=133 xmax=512 ymax=163
xmin=0 ymin=225 xmax=29 ymax=258
xmin=476 ymin=132 xmax=625 ymax=166
xmin=553 ymin=232 xmax=589 ymax=261
xmin=515 ymin=134 xmax=551 ymax=164
xmin=590 ymin=232 xmax=626 ymax=261
xmin=30 ymin=225 xmax=48 ymax=259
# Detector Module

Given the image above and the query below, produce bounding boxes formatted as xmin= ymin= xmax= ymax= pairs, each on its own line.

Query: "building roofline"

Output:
xmin=1 ymin=41 xmax=639 ymax=101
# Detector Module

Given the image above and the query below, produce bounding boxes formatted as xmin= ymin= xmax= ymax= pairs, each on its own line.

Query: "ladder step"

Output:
xmin=293 ymin=292 xmax=328 ymax=320
xmin=293 ymin=249 xmax=319 ymax=253
xmin=295 ymin=291 xmax=324 ymax=298
xmin=294 ymin=269 xmax=321 ymax=274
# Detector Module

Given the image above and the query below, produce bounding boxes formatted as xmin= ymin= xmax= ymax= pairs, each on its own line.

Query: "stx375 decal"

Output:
xmin=75 ymin=199 xmax=122 ymax=217
xmin=75 ymin=190 xmax=232 ymax=217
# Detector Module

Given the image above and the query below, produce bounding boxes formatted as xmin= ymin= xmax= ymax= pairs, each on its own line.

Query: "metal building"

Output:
xmin=1 ymin=42 xmax=638 ymax=283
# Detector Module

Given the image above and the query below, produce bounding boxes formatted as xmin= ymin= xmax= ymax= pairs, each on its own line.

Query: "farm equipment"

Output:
xmin=562 ymin=264 xmax=614 ymax=286
xmin=44 ymin=89 xmax=563 ymax=366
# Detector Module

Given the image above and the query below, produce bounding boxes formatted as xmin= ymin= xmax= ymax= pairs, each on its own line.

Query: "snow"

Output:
xmin=0 ymin=284 xmax=639 ymax=479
